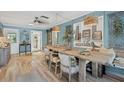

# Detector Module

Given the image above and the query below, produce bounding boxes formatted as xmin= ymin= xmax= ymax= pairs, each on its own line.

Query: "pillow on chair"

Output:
xmin=99 ymin=48 xmax=116 ymax=65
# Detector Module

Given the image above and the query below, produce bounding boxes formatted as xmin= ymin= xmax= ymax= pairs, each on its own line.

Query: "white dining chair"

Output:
xmin=43 ymin=47 xmax=52 ymax=67
xmin=99 ymin=48 xmax=116 ymax=65
xmin=58 ymin=53 xmax=79 ymax=82
xmin=92 ymin=48 xmax=116 ymax=78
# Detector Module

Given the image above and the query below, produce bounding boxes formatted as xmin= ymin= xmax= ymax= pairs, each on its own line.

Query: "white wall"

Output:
xmin=3 ymin=28 xmax=19 ymax=54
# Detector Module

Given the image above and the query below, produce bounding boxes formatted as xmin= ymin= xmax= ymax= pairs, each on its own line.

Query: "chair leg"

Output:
xmin=49 ymin=61 xmax=52 ymax=71
xmin=59 ymin=69 xmax=62 ymax=79
xmin=69 ymin=73 xmax=71 ymax=82
xmin=55 ymin=64 xmax=57 ymax=75
xmin=45 ymin=56 xmax=48 ymax=66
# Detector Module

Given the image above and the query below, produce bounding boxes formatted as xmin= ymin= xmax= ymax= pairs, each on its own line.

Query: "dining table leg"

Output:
xmin=92 ymin=62 xmax=98 ymax=78
xmin=48 ymin=60 xmax=51 ymax=71
xmin=79 ymin=59 xmax=87 ymax=82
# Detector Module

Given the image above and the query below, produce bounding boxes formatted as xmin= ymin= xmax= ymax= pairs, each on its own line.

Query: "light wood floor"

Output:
xmin=0 ymin=51 xmax=117 ymax=82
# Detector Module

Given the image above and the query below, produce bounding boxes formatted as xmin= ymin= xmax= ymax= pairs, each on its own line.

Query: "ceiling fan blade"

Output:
xmin=32 ymin=16 xmax=49 ymax=24
xmin=38 ymin=20 xmax=42 ymax=23
xmin=41 ymin=16 xmax=49 ymax=19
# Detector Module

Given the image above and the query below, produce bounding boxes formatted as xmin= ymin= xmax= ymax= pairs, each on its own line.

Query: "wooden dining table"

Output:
xmin=46 ymin=45 xmax=113 ymax=82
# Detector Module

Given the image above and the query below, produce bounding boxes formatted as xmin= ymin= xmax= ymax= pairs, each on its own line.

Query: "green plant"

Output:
xmin=113 ymin=16 xmax=123 ymax=37
xmin=23 ymin=40 xmax=26 ymax=44
xmin=13 ymin=37 xmax=16 ymax=42
xmin=62 ymin=30 xmax=73 ymax=46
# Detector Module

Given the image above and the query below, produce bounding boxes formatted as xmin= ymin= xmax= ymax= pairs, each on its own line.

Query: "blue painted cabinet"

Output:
xmin=19 ymin=43 xmax=31 ymax=54
xmin=0 ymin=47 xmax=10 ymax=66
xmin=105 ymin=66 xmax=124 ymax=78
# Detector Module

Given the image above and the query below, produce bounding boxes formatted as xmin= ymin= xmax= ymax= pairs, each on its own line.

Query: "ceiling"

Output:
xmin=0 ymin=11 xmax=91 ymax=29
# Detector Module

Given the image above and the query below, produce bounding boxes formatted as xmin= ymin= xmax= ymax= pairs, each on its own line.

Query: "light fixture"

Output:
xmin=52 ymin=25 xmax=60 ymax=32
xmin=52 ymin=13 xmax=60 ymax=32
xmin=84 ymin=16 xmax=98 ymax=25
xmin=28 ymin=23 xmax=34 ymax=26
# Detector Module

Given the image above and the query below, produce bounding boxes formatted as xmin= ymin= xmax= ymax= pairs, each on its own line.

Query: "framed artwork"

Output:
xmin=47 ymin=30 xmax=52 ymax=45
xmin=92 ymin=31 xmax=102 ymax=40
xmin=75 ymin=25 xmax=81 ymax=41
xmin=92 ymin=25 xmax=97 ymax=32
xmin=82 ymin=29 xmax=91 ymax=38
xmin=7 ymin=33 xmax=16 ymax=43
xmin=73 ymin=22 xmax=82 ymax=42
xmin=73 ymin=16 xmax=103 ymax=48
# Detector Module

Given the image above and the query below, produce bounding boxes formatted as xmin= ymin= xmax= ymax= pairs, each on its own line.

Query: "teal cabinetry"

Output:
xmin=0 ymin=47 xmax=10 ymax=66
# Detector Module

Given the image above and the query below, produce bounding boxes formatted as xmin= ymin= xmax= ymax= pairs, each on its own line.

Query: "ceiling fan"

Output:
xmin=32 ymin=16 xmax=49 ymax=25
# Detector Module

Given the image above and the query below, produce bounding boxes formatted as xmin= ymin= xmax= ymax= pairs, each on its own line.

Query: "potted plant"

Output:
xmin=62 ymin=29 xmax=73 ymax=49
xmin=113 ymin=16 xmax=123 ymax=37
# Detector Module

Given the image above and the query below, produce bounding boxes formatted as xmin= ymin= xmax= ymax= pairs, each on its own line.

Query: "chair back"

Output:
xmin=99 ymin=48 xmax=116 ymax=64
xmin=44 ymin=48 xmax=49 ymax=55
xmin=58 ymin=53 xmax=71 ymax=67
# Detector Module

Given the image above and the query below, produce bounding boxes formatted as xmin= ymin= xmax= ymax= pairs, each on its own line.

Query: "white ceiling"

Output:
xmin=0 ymin=11 xmax=91 ymax=29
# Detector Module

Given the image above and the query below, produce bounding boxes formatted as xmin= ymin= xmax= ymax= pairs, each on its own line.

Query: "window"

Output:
xmin=7 ymin=33 xmax=16 ymax=43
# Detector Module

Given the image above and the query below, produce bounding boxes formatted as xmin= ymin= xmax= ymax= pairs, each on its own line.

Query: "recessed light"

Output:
xmin=28 ymin=23 xmax=34 ymax=26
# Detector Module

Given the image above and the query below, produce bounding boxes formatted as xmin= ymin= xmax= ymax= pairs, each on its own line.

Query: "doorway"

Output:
xmin=31 ymin=31 xmax=42 ymax=52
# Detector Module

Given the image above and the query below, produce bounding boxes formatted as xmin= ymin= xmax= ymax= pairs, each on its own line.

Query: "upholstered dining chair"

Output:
xmin=92 ymin=48 xmax=116 ymax=77
xmin=58 ymin=53 xmax=79 ymax=82
xmin=99 ymin=48 xmax=116 ymax=65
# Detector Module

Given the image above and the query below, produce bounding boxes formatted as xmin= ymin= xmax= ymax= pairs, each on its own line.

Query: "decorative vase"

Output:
xmin=66 ymin=41 xmax=72 ymax=50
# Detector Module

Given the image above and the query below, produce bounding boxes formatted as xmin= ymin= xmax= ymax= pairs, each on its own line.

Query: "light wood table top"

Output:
xmin=46 ymin=45 xmax=113 ymax=65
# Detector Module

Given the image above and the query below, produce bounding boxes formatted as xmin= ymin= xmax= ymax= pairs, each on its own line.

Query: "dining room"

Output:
xmin=0 ymin=11 xmax=124 ymax=82
xmin=1 ymin=0 xmax=124 ymax=93
xmin=43 ymin=11 xmax=124 ymax=82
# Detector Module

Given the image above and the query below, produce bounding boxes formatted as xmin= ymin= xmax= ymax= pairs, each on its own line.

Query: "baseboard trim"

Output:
xmin=104 ymin=73 xmax=124 ymax=82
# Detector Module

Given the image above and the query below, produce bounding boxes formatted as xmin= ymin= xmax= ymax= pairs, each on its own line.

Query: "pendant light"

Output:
xmin=84 ymin=16 xmax=98 ymax=25
xmin=52 ymin=13 xmax=60 ymax=32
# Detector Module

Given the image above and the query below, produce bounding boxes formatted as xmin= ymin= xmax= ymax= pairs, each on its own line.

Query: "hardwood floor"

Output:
xmin=0 ymin=51 xmax=116 ymax=82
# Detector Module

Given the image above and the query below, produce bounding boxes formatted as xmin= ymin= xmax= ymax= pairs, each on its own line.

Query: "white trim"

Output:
xmin=101 ymin=16 xmax=104 ymax=48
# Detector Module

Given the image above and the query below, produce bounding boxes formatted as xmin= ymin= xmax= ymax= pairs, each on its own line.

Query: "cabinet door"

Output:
xmin=0 ymin=49 xmax=2 ymax=64
xmin=0 ymin=49 xmax=5 ymax=66
xmin=19 ymin=44 xmax=26 ymax=53
xmin=4 ymin=48 xmax=10 ymax=63
xmin=26 ymin=44 xmax=31 ymax=52
xmin=0 ymin=48 xmax=10 ymax=66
